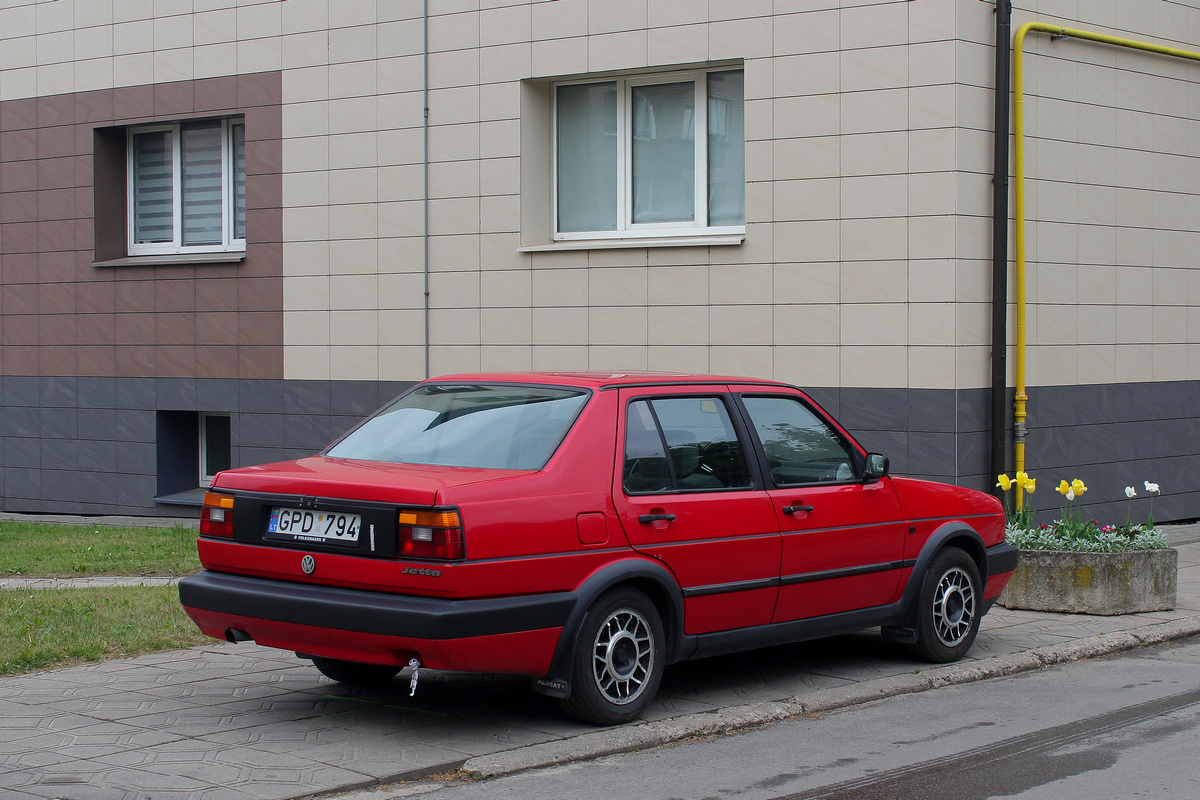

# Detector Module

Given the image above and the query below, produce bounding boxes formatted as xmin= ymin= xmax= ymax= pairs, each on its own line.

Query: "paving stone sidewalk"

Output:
xmin=1 ymin=527 xmax=1198 ymax=800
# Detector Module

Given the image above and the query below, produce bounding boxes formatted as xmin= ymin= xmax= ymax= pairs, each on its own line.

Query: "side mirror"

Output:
xmin=864 ymin=453 xmax=889 ymax=483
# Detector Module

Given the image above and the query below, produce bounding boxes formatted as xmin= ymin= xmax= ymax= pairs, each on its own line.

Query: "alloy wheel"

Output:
xmin=932 ymin=566 xmax=976 ymax=647
xmin=590 ymin=607 xmax=655 ymax=705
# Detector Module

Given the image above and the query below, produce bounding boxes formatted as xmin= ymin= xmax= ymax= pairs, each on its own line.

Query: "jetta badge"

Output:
xmin=301 ymin=555 xmax=316 ymax=575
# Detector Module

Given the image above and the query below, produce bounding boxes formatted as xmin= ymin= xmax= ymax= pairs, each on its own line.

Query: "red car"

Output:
xmin=180 ymin=372 xmax=1016 ymax=724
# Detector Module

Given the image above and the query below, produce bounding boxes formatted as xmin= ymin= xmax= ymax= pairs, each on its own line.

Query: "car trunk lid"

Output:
xmin=209 ymin=456 xmax=534 ymax=561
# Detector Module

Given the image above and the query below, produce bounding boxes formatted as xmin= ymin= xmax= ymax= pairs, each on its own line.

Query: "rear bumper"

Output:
xmin=178 ymin=571 xmax=574 ymax=673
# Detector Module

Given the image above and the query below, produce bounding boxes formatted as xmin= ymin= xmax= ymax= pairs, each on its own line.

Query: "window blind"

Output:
xmin=181 ymin=120 xmax=225 ymax=246
xmin=131 ymin=130 xmax=174 ymax=244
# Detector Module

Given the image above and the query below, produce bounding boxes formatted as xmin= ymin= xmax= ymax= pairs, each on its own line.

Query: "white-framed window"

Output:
xmin=127 ymin=118 xmax=246 ymax=256
xmin=553 ymin=68 xmax=744 ymax=241
xmin=199 ymin=412 xmax=232 ymax=486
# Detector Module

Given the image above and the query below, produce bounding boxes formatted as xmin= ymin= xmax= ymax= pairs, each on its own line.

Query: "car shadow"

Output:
xmin=305 ymin=630 xmax=920 ymax=730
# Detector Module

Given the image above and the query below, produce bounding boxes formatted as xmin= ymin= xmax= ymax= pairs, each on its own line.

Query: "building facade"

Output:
xmin=0 ymin=0 xmax=1197 ymax=522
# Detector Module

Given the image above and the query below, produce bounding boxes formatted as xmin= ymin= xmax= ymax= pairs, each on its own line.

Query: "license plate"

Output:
xmin=267 ymin=507 xmax=361 ymax=544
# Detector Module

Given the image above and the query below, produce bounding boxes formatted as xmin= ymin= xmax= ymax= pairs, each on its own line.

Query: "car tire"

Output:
xmin=311 ymin=656 xmax=401 ymax=686
xmin=907 ymin=547 xmax=982 ymax=663
xmin=557 ymin=587 xmax=665 ymax=726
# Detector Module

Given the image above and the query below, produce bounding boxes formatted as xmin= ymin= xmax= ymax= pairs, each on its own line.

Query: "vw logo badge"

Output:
xmin=301 ymin=555 xmax=316 ymax=575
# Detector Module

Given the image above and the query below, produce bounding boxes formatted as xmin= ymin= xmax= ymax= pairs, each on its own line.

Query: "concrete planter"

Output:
xmin=999 ymin=548 xmax=1178 ymax=615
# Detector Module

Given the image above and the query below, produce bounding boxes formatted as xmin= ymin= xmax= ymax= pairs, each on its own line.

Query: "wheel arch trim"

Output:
xmin=533 ymin=558 xmax=684 ymax=698
xmin=898 ymin=523 xmax=987 ymax=626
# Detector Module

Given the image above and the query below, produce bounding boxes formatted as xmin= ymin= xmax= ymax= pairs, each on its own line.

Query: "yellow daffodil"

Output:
xmin=997 ymin=474 xmax=1013 ymax=491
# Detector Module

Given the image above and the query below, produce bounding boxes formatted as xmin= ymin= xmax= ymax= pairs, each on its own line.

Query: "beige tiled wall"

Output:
xmin=1013 ymin=0 xmax=1200 ymax=388
xmin=4 ymin=0 xmax=1200 ymax=390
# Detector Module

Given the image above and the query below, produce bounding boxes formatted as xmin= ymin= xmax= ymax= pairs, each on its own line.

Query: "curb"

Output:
xmin=0 ymin=576 xmax=181 ymax=590
xmin=459 ymin=616 xmax=1200 ymax=780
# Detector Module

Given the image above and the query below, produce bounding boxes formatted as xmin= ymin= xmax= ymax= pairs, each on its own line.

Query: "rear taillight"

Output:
xmin=200 ymin=491 xmax=235 ymax=538
xmin=398 ymin=508 xmax=464 ymax=560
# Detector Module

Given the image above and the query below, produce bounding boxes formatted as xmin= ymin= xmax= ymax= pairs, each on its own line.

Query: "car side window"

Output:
xmin=623 ymin=397 xmax=752 ymax=494
xmin=623 ymin=400 xmax=673 ymax=493
xmin=741 ymin=395 xmax=857 ymax=486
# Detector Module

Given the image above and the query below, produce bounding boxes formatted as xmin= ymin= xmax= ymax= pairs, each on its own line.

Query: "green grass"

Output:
xmin=0 ymin=521 xmax=210 ymax=675
xmin=0 ymin=585 xmax=210 ymax=676
xmin=0 ymin=522 xmax=201 ymax=577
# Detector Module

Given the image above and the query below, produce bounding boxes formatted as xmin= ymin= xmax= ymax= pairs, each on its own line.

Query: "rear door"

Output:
xmin=612 ymin=386 xmax=780 ymax=635
xmin=734 ymin=389 xmax=907 ymax=622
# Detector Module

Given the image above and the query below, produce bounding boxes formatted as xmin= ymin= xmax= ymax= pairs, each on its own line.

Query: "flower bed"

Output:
xmin=1006 ymin=522 xmax=1166 ymax=553
xmin=996 ymin=475 xmax=1176 ymax=614
xmin=999 ymin=548 xmax=1177 ymax=615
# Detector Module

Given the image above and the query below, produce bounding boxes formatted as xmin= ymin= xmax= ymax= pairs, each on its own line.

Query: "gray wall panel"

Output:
xmin=78 ymin=439 xmax=118 ymax=473
xmin=116 ymin=442 xmax=157 ymax=476
xmin=115 ymin=409 xmax=156 ymax=442
xmin=283 ymin=380 xmax=331 ymax=415
xmin=907 ymin=431 xmax=957 ymax=476
xmin=955 ymin=388 xmax=991 ymax=432
xmin=1025 ymin=381 xmax=1200 ymax=525
xmin=39 ymin=377 xmax=78 ymax=408
xmin=77 ymin=377 xmax=118 ymax=409
xmin=330 ymin=380 xmax=390 ymax=416
xmin=908 ymin=389 xmax=959 ymax=433
xmin=839 ymin=387 xmax=910 ymax=431
xmin=40 ymin=438 xmax=78 ymax=471
xmin=2 ymin=377 xmax=39 ymax=407
xmin=7 ymin=466 xmax=40 ymax=499
xmin=196 ymin=379 xmax=241 ymax=411
xmin=238 ymin=379 xmax=285 ymax=413
xmin=237 ymin=412 xmax=287 ymax=448
xmin=1 ymin=377 xmax=1197 ymax=522
xmin=117 ymin=474 xmax=157 ymax=510
xmin=157 ymin=378 xmax=197 ymax=409
xmin=278 ymin=413 xmax=333 ymax=452
xmin=39 ymin=407 xmax=78 ymax=439
xmin=854 ymin=429 xmax=910 ymax=473
xmin=954 ymin=431 xmax=992 ymax=483
xmin=0 ymin=407 xmax=38 ymax=438
xmin=3 ymin=438 xmax=40 ymax=469
xmin=803 ymin=386 xmax=840 ymax=417
xmin=115 ymin=378 xmax=157 ymax=410
xmin=77 ymin=408 xmax=119 ymax=441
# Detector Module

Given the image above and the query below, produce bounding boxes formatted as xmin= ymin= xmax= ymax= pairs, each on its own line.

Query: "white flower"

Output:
xmin=1066 ymin=489 xmax=1075 ymax=501
xmin=1145 ymin=481 xmax=1161 ymax=494
xmin=1125 ymin=486 xmax=1137 ymax=498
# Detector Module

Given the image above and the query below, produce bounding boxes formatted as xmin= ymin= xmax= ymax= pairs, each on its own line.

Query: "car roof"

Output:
xmin=426 ymin=371 xmax=793 ymax=391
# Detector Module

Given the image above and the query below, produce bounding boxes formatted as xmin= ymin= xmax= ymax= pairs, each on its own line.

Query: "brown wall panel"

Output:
xmin=0 ymin=98 xmax=38 ymax=130
xmin=0 ymin=72 xmax=284 ymax=379
xmin=76 ymin=345 xmax=115 ymax=376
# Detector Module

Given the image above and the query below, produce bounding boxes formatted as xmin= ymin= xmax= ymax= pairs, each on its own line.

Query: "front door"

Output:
xmin=612 ymin=387 xmax=780 ymax=635
xmin=735 ymin=390 xmax=907 ymax=622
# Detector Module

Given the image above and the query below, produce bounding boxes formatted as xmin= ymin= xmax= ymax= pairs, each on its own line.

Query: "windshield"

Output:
xmin=325 ymin=384 xmax=590 ymax=470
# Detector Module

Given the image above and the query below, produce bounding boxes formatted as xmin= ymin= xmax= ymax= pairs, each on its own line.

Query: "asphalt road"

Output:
xmin=384 ymin=636 xmax=1200 ymax=800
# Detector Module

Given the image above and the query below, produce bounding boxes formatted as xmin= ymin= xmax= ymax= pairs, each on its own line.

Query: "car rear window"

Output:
xmin=325 ymin=384 xmax=589 ymax=470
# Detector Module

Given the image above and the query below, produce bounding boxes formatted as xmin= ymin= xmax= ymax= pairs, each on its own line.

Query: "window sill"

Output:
xmin=154 ymin=488 xmax=208 ymax=507
xmin=518 ymin=234 xmax=745 ymax=252
xmin=93 ymin=251 xmax=247 ymax=268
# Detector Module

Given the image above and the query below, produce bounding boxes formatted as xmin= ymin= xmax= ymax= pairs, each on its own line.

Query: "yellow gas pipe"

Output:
xmin=1010 ymin=22 xmax=1200 ymax=508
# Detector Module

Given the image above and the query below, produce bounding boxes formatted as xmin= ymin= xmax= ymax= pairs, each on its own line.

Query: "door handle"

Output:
xmin=782 ymin=505 xmax=814 ymax=515
xmin=638 ymin=513 xmax=676 ymax=524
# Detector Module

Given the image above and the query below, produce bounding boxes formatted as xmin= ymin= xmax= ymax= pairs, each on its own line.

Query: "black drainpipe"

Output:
xmin=989 ymin=0 xmax=1013 ymax=496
